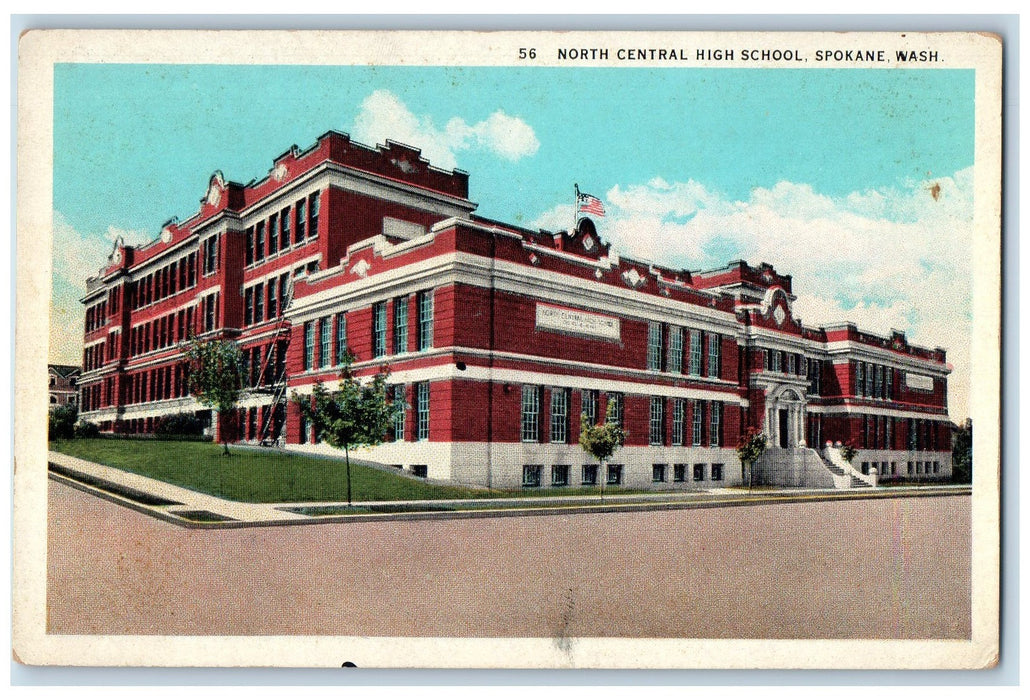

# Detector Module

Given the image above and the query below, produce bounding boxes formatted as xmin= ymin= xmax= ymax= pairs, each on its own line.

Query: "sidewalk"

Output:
xmin=48 ymin=450 xmax=972 ymax=529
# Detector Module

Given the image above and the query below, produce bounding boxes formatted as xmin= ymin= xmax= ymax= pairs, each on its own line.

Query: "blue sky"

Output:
xmin=51 ymin=63 xmax=975 ymax=417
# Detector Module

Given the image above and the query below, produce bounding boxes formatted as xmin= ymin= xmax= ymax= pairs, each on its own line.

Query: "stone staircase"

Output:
xmin=754 ymin=446 xmax=875 ymax=489
xmin=821 ymin=446 xmax=875 ymax=489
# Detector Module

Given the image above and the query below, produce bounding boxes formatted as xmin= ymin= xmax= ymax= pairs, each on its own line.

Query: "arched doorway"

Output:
xmin=766 ymin=387 xmax=806 ymax=449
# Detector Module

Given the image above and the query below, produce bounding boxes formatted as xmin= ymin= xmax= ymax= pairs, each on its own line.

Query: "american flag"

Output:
xmin=577 ymin=191 xmax=606 ymax=217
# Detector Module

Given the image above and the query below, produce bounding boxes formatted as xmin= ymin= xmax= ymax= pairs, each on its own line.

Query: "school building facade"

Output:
xmin=77 ymin=131 xmax=953 ymax=489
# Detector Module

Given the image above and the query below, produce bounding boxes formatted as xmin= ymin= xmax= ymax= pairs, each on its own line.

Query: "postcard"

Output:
xmin=14 ymin=29 xmax=1001 ymax=669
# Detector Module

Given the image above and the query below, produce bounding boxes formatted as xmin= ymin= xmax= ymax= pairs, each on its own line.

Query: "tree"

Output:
xmin=952 ymin=418 xmax=972 ymax=484
xmin=182 ymin=336 xmax=247 ymax=455
xmin=839 ymin=443 xmax=857 ymax=464
xmin=291 ymin=352 xmax=401 ymax=505
xmin=578 ymin=401 xmax=627 ymax=498
xmin=48 ymin=404 xmax=78 ymax=440
xmin=736 ymin=427 xmax=768 ymax=493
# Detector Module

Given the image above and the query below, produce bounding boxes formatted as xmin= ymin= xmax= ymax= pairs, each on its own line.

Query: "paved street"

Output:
xmin=47 ymin=479 xmax=970 ymax=639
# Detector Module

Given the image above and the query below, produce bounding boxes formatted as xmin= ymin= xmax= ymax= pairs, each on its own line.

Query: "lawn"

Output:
xmin=48 ymin=439 xmax=645 ymax=503
xmin=48 ymin=439 xmax=496 ymax=503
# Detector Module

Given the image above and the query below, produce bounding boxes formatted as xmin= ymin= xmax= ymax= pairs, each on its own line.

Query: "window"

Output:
xmin=550 ymin=388 xmax=569 ymax=443
xmin=582 ymin=389 xmax=598 ymax=426
xmin=708 ymin=333 xmax=721 ymax=378
xmin=668 ymin=326 xmax=683 ymax=374
xmin=865 ymin=362 xmax=874 ymax=398
xmin=269 ymin=213 xmax=279 ymax=254
xmin=672 ymin=399 xmax=685 ymax=446
xmin=907 ymin=461 xmax=914 ymax=475
xmin=281 ymin=206 xmax=291 ymax=245
xmin=304 ymin=321 xmax=315 ymax=370
xmin=203 ymin=293 xmax=218 ymax=332
xmin=809 ymin=358 xmax=821 ymax=395
xmin=787 ymin=352 xmax=796 ymax=375
xmin=873 ymin=364 xmax=883 ymax=399
xmin=582 ymin=464 xmax=599 ymax=486
xmin=652 ymin=464 xmax=667 ymax=483
xmin=856 ymin=362 xmax=865 ymax=396
xmin=392 ymin=384 xmax=406 ymax=441
xmin=309 ymin=191 xmax=320 ymax=236
xmin=320 ymin=317 xmax=332 ymax=369
xmin=245 ymin=228 xmax=254 ymax=265
xmin=255 ymin=222 xmax=265 ymax=262
xmin=417 ymin=290 xmax=434 ymax=350
xmin=649 ymin=396 xmax=665 ymax=445
xmin=688 ymin=330 xmax=703 ymax=375
xmin=522 ymin=465 xmax=542 ymax=488
xmin=412 ymin=465 xmax=428 ymax=478
xmin=711 ymin=464 xmax=724 ymax=481
xmin=771 ymin=349 xmax=782 ymax=372
xmin=551 ymin=465 xmax=570 ymax=487
xmin=244 ymin=288 xmax=254 ymax=326
xmin=415 ymin=382 xmax=430 ymax=440
xmin=674 ymin=464 xmax=687 ymax=482
xmin=692 ymin=400 xmax=704 ymax=446
xmin=268 ymin=280 xmax=278 ymax=319
xmin=521 ymin=385 xmax=540 ymax=442
xmin=335 ymin=312 xmax=347 ymax=364
xmin=393 ymin=296 xmax=408 ymax=354
xmin=295 ymin=199 xmax=307 ymax=243
xmin=693 ymin=464 xmax=705 ymax=481
xmin=373 ymin=302 xmax=388 ymax=357
xmin=647 ymin=322 xmax=663 ymax=371
xmin=608 ymin=392 xmax=624 ymax=428
xmin=202 ymin=236 xmax=218 ymax=275
xmin=885 ymin=368 xmax=893 ymax=400
xmin=709 ymin=401 xmax=722 ymax=447
xmin=606 ymin=465 xmax=623 ymax=486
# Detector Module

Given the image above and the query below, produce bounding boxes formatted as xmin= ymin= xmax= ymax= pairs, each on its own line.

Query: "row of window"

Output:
xmin=83 ymin=342 xmax=106 ymax=371
xmin=653 ymin=463 xmax=725 ymax=483
xmin=123 ymin=363 xmax=189 ymax=405
xmin=241 ymin=403 xmax=286 ymax=442
xmin=859 ymin=460 xmax=942 ymax=477
xmin=130 ymin=251 xmax=198 ymax=310
xmin=303 ymin=291 xmax=435 ymax=371
xmin=243 ymin=340 xmax=288 ymax=388
xmin=372 ymin=292 xmax=434 ymax=358
xmin=520 ymin=387 xmax=726 ymax=448
xmin=760 ymin=349 xmax=824 ymax=396
xmin=298 ymin=380 xmax=428 ymax=444
xmin=647 ymin=323 xmax=722 ymax=378
xmin=85 ymin=299 xmax=108 ymax=333
xmin=855 ymin=361 xmax=895 ymax=400
xmin=859 ymin=414 xmax=946 ymax=451
xmin=521 ymin=462 xmax=726 ymax=488
xmin=130 ymin=307 xmax=195 ymax=357
xmin=244 ymin=273 xmax=290 ymax=327
xmin=244 ymin=192 xmax=321 ymax=267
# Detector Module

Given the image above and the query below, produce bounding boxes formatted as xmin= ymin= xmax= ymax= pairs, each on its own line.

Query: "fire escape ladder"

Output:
xmin=256 ymin=278 xmax=295 ymax=446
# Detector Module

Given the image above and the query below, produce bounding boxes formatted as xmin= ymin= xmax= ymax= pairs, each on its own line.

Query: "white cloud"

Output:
xmin=533 ymin=167 xmax=975 ymax=420
xmin=50 ymin=212 xmax=151 ymax=364
xmin=351 ymin=90 xmax=538 ymax=170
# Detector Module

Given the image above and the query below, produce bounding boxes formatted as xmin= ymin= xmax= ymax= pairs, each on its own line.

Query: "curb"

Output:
xmin=48 ymin=464 xmax=972 ymax=530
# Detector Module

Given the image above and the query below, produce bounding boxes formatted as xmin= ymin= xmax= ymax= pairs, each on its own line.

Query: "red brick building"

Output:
xmin=78 ymin=131 xmax=952 ymax=489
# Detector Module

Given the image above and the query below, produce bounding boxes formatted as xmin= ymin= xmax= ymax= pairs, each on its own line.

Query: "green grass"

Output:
xmin=49 ymin=439 xmax=496 ymax=503
xmin=49 ymin=439 xmax=652 ymax=503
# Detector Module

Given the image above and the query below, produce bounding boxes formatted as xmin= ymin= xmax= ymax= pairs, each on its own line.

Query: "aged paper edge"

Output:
xmin=12 ymin=29 xmax=1002 ymax=669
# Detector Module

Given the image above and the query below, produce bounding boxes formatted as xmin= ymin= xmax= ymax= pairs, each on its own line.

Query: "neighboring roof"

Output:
xmin=48 ymin=364 xmax=82 ymax=378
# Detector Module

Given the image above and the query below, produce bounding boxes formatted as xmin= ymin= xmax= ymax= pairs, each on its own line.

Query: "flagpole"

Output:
xmin=573 ymin=183 xmax=580 ymax=234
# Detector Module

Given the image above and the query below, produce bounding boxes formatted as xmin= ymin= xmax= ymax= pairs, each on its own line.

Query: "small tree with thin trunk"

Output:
xmin=737 ymin=426 xmax=768 ymax=493
xmin=183 ymin=336 xmax=246 ymax=456
xmin=291 ymin=352 xmax=401 ymax=505
xmin=579 ymin=401 xmax=627 ymax=498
